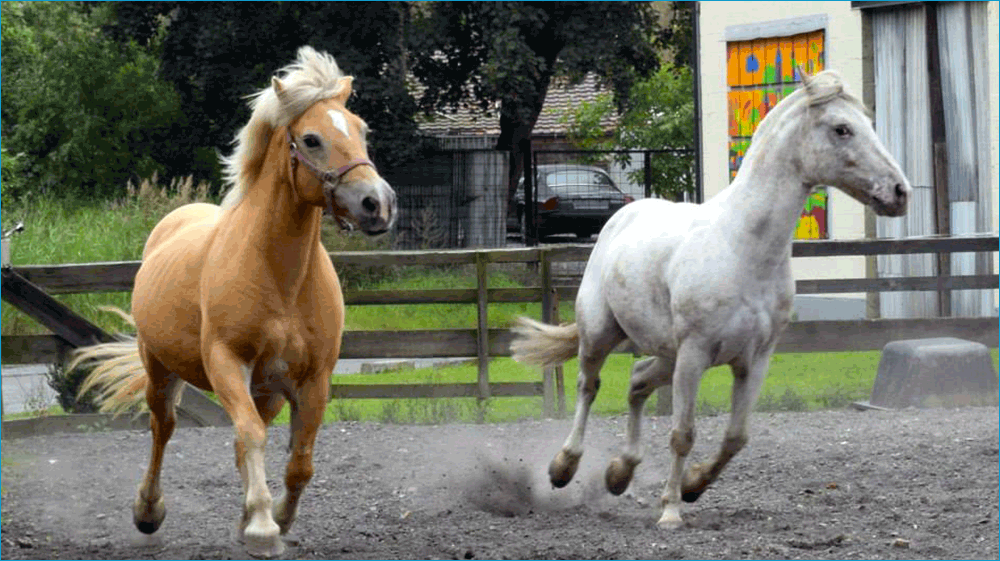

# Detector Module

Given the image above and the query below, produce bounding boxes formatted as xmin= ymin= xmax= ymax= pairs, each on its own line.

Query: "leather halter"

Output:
xmin=287 ymin=130 xmax=377 ymax=230
xmin=287 ymin=131 xmax=376 ymax=188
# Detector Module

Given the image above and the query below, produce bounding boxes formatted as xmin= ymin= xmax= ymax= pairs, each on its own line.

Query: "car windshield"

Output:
xmin=543 ymin=170 xmax=620 ymax=196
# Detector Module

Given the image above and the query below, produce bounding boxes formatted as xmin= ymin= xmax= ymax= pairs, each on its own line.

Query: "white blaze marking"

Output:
xmin=328 ymin=109 xmax=350 ymax=138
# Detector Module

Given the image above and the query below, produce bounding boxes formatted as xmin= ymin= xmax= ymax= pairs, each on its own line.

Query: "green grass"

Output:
xmin=2 ymin=197 xmax=155 ymax=335
xmin=2 ymin=179 xmax=215 ymax=336
xmin=1 ymin=405 xmax=65 ymax=420
xmin=343 ymin=267 xmax=574 ymax=330
xmin=265 ymin=348 xmax=1000 ymax=425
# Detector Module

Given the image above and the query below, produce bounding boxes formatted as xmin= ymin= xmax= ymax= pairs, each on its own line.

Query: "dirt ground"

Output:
xmin=2 ymin=406 xmax=997 ymax=560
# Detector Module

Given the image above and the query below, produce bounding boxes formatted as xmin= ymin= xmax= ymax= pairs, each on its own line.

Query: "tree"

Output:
xmin=409 ymin=2 xmax=664 ymax=211
xmin=104 ymin=2 xmax=429 ymax=174
xmin=563 ymin=64 xmax=695 ymax=199
xmin=660 ymin=1 xmax=696 ymax=70
xmin=1 ymin=2 xmax=184 ymax=199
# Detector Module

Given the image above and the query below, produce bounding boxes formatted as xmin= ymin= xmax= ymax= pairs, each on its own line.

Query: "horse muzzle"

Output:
xmin=870 ymin=178 xmax=910 ymax=217
xmin=329 ymin=179 xmax=397 ymax=235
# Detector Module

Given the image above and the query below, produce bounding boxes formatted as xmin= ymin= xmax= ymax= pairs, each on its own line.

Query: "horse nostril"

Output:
xmin=894 ymin=183 xmax=907 ymax=201
xmin=362 ymin=196 xmax=379 ymax=214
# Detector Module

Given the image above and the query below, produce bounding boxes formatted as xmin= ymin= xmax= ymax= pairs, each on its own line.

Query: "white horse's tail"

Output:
xmin=510 ymin=317 xmax=579 ymax=367
xmin=68 ymin=307 xmax=151 ymax=416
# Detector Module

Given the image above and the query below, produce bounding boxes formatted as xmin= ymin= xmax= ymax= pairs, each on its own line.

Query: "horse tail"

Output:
xmin=69 ymin=307 xmax=148 ymax=416
xmin=510 ymin=317 xmax=579 ymax=367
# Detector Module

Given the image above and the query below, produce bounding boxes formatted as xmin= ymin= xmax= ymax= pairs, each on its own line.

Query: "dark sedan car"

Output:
xmin=511 ymin=165 xmax=634 ymax=241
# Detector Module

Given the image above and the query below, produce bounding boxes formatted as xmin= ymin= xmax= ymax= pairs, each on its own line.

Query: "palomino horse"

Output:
xmin=512 ymin=70 xmax=910 ymax=529
xmin=72 ymin=46 xmax=396 ymax=557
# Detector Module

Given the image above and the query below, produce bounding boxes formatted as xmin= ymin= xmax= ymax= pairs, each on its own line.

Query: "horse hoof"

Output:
xmin=133 ymin=496 xmax=166 ymax=535
xmin=548 ymin=449 xmax=581 ymax=488
xmin=681 ymin=462 xmax=709 ymax=502
xmin=656 ymin=506 xmax=683 ymax=530
xmin=604 ymin=456 xmax=640 ymax=496
xmin=245 ymin=522 xmax=285 ymax=559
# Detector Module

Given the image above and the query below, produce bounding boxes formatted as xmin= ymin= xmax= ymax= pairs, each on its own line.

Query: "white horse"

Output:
xmin=511 ymin=70 xmax=910 ymax=528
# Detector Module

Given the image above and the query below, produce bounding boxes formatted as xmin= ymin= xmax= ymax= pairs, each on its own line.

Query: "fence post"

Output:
xmin=540 ymin=248 xmax=555 ymax=418
xmin=521 ymin=138 xmax=537 ymax=247
xmin=643 ymin=151 xmax=653 ymax=199
xmin=551 ymin=281 xmax=566 ymax=418
xmin=475 ymin=251 xmax=491 ymax=420
xmin=925 ymin=3 xmax=952 ymax=318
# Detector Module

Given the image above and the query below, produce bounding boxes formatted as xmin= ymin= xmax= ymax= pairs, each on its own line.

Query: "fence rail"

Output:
xmin=9 ymin=233 xmax=998 ymax=295
xmin=2 ymin=234 xmax=997 ymax=418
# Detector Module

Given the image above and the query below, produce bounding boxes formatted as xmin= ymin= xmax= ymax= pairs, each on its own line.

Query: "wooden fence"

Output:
xmin=2 ymin=234 xmax=997 ymax=419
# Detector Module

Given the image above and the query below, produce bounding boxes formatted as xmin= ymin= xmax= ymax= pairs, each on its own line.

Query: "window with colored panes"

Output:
xmin=727 ymin=30 xmax=828 ymax=239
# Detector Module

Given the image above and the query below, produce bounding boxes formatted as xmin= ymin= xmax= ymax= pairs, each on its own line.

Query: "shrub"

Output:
xmin=46 ymin=362 xmax=100 ymax=414
xmin=2 ymin=2 xmax=184 ymax=199
xmin=1 ymin=144 xmax=27 ymax=211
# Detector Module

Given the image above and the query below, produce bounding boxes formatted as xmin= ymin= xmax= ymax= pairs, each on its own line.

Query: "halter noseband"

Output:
xmin=287 ymin=130 xmax=376 ymax=189
xmin=287 ymin=130 xmax=377 ymax=231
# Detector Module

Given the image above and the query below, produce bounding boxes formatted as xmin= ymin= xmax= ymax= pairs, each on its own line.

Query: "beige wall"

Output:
xmin=698 ymin=1 xmax=867 ymax=289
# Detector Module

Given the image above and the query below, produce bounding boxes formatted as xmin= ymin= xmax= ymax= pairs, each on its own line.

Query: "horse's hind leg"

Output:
xmin=134 ymin=345 xmax=183 ymax=534
xmin=549 ymin=318 xmax=625 ymax=488
xmin=273 ymin=375 xmax=329 ymax=535
xmin=606 ymin=354 xmax=674 ymax=495
xmin=681 ymin=350 xmax=770 ymax=503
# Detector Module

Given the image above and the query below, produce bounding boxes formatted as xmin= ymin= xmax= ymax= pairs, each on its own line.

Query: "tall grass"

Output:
xmin=2 ymin=177 xmax=215 ymax=335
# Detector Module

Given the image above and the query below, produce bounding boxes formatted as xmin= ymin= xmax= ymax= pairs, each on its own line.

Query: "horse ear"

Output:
xmin=333 ymin=76 xmax=354 ymax=104
xmin=272 ymin=76 xmax=288 ymax=102
xmin=796 ymin=64 xmax=813 ymax=85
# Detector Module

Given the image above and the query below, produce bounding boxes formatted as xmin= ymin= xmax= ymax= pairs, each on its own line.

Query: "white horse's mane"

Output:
xmin=220 ymin=46 xmax=353 ymax=209
xmin=737 ymin=69 xmax=868 ymax=177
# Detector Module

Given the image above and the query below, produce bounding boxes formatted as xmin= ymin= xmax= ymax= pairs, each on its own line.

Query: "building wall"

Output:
xmin=990 ymin=1 xmax=999 ymax=311
xmin=698 ymin=2 xmax=868 ymax=309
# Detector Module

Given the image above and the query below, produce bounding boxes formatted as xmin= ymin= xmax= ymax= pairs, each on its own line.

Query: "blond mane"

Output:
xmin=220 ymin=46 xmax=353 ymax=209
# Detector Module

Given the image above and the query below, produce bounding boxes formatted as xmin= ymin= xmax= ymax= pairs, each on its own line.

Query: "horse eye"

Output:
xmin=302 ymin=135 xmax=321 ymax=149
xmin=834 ymin=125 xmax=852 ymax=137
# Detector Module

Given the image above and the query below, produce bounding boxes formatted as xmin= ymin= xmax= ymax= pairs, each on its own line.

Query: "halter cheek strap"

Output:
xmin=287 ymin=131 xmax=377 ymax=231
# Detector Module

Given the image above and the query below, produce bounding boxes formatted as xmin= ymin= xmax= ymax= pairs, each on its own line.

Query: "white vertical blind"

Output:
xmin=873 ymin=5 xmax=937 ymax=319
xmin=872 ymin=2 xmax=993 ymax=318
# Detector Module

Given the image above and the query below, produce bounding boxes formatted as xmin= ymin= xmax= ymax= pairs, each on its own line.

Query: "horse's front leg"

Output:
xmin=658 ymin=339 xmax=710 ymax=529
xmin=272 ymin=375 xmax=329 ymax=535
xmin=205 ymin=341 xmax=283 ymax=558
xmin=681 ymin=350 xmax=771 ymax=502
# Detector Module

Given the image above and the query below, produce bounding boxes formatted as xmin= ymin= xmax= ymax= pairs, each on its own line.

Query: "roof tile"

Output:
xmin=416 ymin=73 xmax=618 ymax=137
